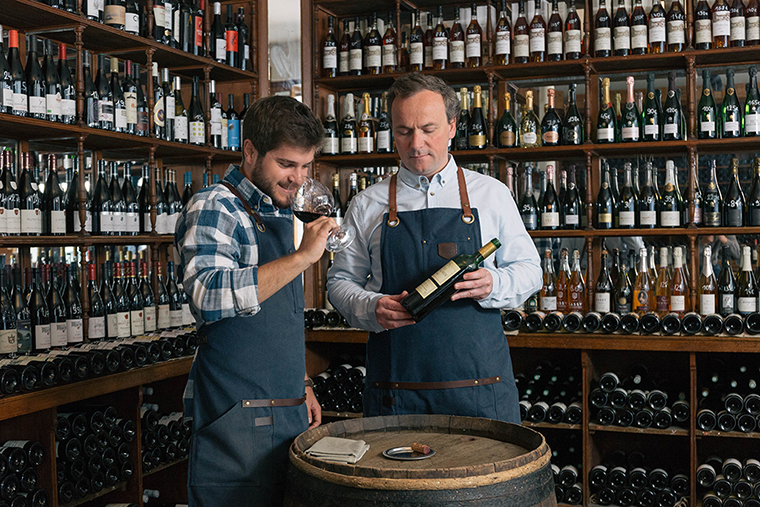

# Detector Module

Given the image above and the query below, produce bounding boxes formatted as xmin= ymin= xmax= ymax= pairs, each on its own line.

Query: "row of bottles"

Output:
xmin=517 ymin=360 xmax=583 ymax=425
xmin=0 ymin=439 xmax=48 ymax=506
xmin=697 ymin=359 xmax=760 ymax=433
xmin=698 ymin=456 xmax=760 ymax=507
xmin=590 ymin=364 xmax=690 ymax=429
xmin=549 ymin=432 xmax=583 ymax=505
xmin=140 ymin=402 xmax=190 ymax=472
xmin=54 ymin=405 xmax=135 ymax=504
xmin=322 ymin=92 xmax=392 ymax=155
xmin=304 ymin=308 xmax=350 ymax=329
xmin=0 ymin=150 xmax=196 ymax=236
xmin=311 ymin=357 xmax=366 ymax=414
xmin=589 ymin=450 xmax=689 ymax=507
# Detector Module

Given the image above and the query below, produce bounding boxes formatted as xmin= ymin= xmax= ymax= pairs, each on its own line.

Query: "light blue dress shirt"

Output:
xmin=327 ymin=156 xmax=543 ymax=333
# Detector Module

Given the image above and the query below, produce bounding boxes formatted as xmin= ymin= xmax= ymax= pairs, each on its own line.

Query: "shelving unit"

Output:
xmin=303 ymin=0 xmax=760 ymax=505
xmin=0 ymin=0 xmax=266 ymax=503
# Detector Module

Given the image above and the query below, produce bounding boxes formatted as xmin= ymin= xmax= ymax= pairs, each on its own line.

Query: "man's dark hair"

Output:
xmin=242 ymin=95 xmax=324 ymax=158
xmin=387 ymin=72 xmax=459 ymax=126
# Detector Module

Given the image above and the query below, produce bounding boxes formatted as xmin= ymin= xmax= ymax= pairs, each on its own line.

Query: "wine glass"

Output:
xmin=291 ymin=177 xmax=355 ymax=253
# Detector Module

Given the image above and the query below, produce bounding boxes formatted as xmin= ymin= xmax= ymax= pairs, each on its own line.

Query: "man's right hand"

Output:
xmin=376 ymin=292 xmax=415 ymax=330
xmin=297 ymin=216 xmax=337 ymax=265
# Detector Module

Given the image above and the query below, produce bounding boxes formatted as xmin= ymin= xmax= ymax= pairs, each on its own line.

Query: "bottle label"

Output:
xmin=619 ymin=211 xmax=635 ymax=226
xmin=183 ymin=303 xmax=194 ymax=326
xmin=338 ymin=50 xmax=349 ymax=73
xmin=0 ymin=329 xmax=16 ymax=355
xmin=21 ymin=209 xmax=42 ymax=234
xmin=165 ymin=96 xmax=175 ymax=120
xmin=746 ymin=113 xmax=760 ymax=133
xmin=366 ymin=45 xmax=382 ymax=67
xmin=595 ymin=293 xmax=611 ymax=313
xmin=323 ymin=137 xmax=339 ymax=154
xmin=429 ymin=260 xmax=459 ymax=287
xmin=382 ymin=44 xmax=396 ymax=67
xmin=15 ymin=320 xmax=31 ymax=354
xmin=221 ymin=118 xmax=229 ymax=147
xmin=664 ymin=123 xmax=678 ymax=135
xmin=409 ymin=42 xmax=424 ymax=65
xmin=695 ymin=19 xmax=712 ymax=43
xmin=704 ymin=211 xmax=720 ymax=226
xmin=694 ymin=206 xmax=703 ymax=224
xmin=358 ymin=136 xmax=374 ymax=153
xmin=127 ymin=212 xmax=139 ymax=233
xmin=46 ymin=92 xmax=62 ymax=117
xmin=724 ymin=120 xmax=739 ymax=133
xmin=117 ymin=311 xmax=131 ymax=337
xmin=227 ymin=118 xmax=240 ymax=148
xmin=640 ymin=210 xmax=656 ymax=225
xmin=210 ymin=108 xmax=222 ymax=135
xmin=226 ymin=30 xmax=238 ymax=53
xmin=115 ymin=107 xmax=127 ymax=129
xmin=668 ymin=20 xmax=685 ymax=43
xmin=541 ymin=130 xmax=558 ymax=144
xmin=522 ymin=132 xmax=537 ymax=145
xmin=540 ymin=296 xmax=557 ymax=311
xmin=195 ymin=16 xmax=204 ymax=48
xmin=751 ymin=208 xmax=760 ymax=225
xmin=565 ymin=29 xmax=582 ymax=53
xmin=466 ymin=34 xmax=482 ymax=58
xmin=190 ymin=121 xmax=205 ymax=144
xmin=349 ymin=49 xmax=362 ymax=70
xmin=728 ymin=207 xmax=742 ymax=226
xmin=432 ymin=36 xmax=448 ymax=60
xmin=50 ymin=321 xmax=67 ymax=348
xmin=701 ymin=120 xmax=716 ymax=132
xmin=448 ymin=40 xmax=464 ymax=63
xmin=721 ymin=293 xmax=735 ymax=313
xmin=522 ymin=214 xmax=537 ymax=228
xmin=656 ymin=295 xmax=669 ymax=312
xmin=170 ymin=309 xmax=184 ymax=327
xmin=174 ymin=116 xmax=188 ymax=141
xmin=597 ymin=127 xmax=614 ymax=142
xmin=496 ymin=31 xmax=511 ymax=55
xmin=158 ymin=304 xmax=171 ymax=329
xmin=622 ymin=126 xmax=639 ymax=140
xmin=713 ymin=11 xmax=730 ymax=36
xmin=660 ymin=210 xmax=680 ymax=227
xmin=542 ymin=211 xmax=560 ymax=227
xmin=106 ymin=312 xmax=118 ymax=338
xmin=125 ymin=92 xmax=137 ymax=125
xmin=632 ymin=25 xmax=648 ymax=48
xmin=529 ymin=29 xmax=545 ymax=53
xmin=156 ymin=212 xmax=168 ymax=234
xmin=500 ymin=130 xmax=516 ymax=146
xmin=1 ymin=87 xmax=13 ymax=108
xmin=598 ymin=212 xmax=612 ymax=224
xmin=144 ymin=305 xmax=157 ymax=332
xmin=649 ymin=17 xmax=666 ymax=42
xmin=51 ymin=210 xmax=66 ymax=234
xmin=738 ymin=297 xmax=756 ymax=314
xmin=514 ymin=34 xmax=530 ymax=57
xmin=700 ymin=294 xmax=716 ymax=316
xmin=644 ymin=124 xmax=659 ymax=136
xmin=731 ymin=16 xmax=746 ymax=41
xmin=634 ymin=290 xmax=650 ymax=312
xmin=595 ymin=27 xmax=611 ymax=50
xmin=215 ymin=38 xmax=227 ymax=61
xmin=35 ymin=324 xmax=51 ymax=349
xmin=565 ymin=214 xmax=579 ymax=225
xmin=748 ymin=16 xmax=760 ymax=41
xmin=131 ymin=310 xmax=144 ymax=336
xmin=98 ymin=99 xmax=114 ymax=123
xmin=547 ymin=32 xmax=563 ymax=55
xmin=671 ymin=295 xmax=685 ymax=312
xmin=87 ymin=315 xmax=105 ymax=340
xmin=13 ymin=93 xmax=28 ymax=114
xmin=153 ymin=4 xmax=165 ymax=27
xmin=341 ymin=137 xmax=357 ymax=153
xmin=29 ymin=95 xmax=46 ymax=115
xmin=377 ymin=130 xmax=391 ymax=151
xmin=125 ymin=11 xmax=139 ymax=32
xmin=614 ymin=26 xmax=631 ymax=50
xmin=424 ymin=44 xmax=433 ymax=67
xmin=323 ymin=46 xmax=337 ymax=69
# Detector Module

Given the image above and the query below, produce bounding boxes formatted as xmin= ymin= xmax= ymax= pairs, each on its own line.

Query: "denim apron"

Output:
xmin=186 ymin=182 xmax=306 ymax=507
xmin=363 ymin=167 xmax=520 ymax=423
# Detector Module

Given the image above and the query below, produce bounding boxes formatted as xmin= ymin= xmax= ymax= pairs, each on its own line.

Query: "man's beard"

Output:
xmin=249 ymin=158 xmax=289 ymax=209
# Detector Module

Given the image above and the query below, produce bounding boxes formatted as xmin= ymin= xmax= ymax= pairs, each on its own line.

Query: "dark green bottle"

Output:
xmin=722 ymin=68 xmax=743 ymax=138
xmin=495 ymin=92 xmax=518 ymax=148
xmin=697 ymin=69 xmax=718 ymax=139
xmin=745 ymin=66 xmax=760 ymax=136
xmin=642 ymin=73 xmax=661 ymax=141
xmin=596 ymin=161 xmax=615 ymax=229
xmin=703 ymin=159 xmax=723 ymax=227
xmin=662 ymin=71 xmax=682 ymax=140
xmin=597 ymin=77 xmax=617 ymax=143
xmin=563 ymin=83 xmax=584 ymax=145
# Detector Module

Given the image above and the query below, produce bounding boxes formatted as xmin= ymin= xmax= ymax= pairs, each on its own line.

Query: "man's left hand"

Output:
xmin=305 ymin=386 xmax=322 ymax=429
xmin=451 ymin=268 xmax=493 ymax=301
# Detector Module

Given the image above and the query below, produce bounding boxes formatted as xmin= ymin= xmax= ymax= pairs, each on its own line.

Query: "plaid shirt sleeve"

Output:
xmin=175 ymin=186 xmax=261 ymax=326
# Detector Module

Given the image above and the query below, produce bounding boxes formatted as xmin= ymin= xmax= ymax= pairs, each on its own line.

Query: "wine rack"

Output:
xmin=304 ymin=1 xmax=760 ymax=507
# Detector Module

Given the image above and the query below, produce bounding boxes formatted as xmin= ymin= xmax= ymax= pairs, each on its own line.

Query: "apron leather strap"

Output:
xmin=387 ymin=166 xmax=475 ymax=226
xmin=220 ymin=180 xmax=266 ymax=233
xmin=242 ymin=395 xmax=306 ymax=408
xmin=372 ymin=375 xmax=502 ymax=391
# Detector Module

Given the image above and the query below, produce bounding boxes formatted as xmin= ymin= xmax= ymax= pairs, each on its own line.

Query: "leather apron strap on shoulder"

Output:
xmin=387 ymin=167 xmax=475 ymax=226
xmin=220 ymin=180 xmax=266 ymax=233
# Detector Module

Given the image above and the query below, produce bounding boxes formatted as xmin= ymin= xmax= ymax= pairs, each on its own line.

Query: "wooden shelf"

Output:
xmin=522 ymin=421 xmax=581 ymax=431
xmin=0 ymin=234 xmax=175 ymax=249
xmin=696 ymin=429 xmax=760 ymax=439
xmin=588 ymin=423 xmax=690 ymax=436
xmin=306 ymin=329 xmax=368 ymax=343
xmin=66 ymin=481 xmax=128 ymax=507
xmin=143 ymin=457 xmax=188 ymax=477
xmin=0 ymin=356 xmax=192 ymax=423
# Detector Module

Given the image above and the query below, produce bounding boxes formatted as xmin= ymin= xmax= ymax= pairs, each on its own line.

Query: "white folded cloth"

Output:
xmin=305 ymin=436 xmax=370 ymax=464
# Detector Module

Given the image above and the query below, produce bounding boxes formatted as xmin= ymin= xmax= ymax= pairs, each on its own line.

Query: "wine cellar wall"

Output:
xmin=303 ymin=1 xmax=760 ymax=507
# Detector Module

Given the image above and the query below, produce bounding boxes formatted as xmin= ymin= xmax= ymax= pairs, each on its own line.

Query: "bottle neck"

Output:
xmin=627 ymin=82 xmax=635 ymax=104
xmin=703 ymin=251 xmax=713 ymax=277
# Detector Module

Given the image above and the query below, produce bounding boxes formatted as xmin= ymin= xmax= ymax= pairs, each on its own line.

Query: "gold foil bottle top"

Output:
xmin=479 ymin=239 xmax=501 ymax=258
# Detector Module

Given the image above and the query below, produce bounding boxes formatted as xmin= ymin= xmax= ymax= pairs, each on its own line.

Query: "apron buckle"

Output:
xmin=387 ymin=218 xmax=400 ymax=227
xmin=461 ymin=214 xmax=475 ymax=224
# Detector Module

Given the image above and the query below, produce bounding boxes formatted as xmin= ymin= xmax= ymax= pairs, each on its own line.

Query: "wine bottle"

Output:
xmin=446 ymin=8 xmax=464 ymax=69
xmin=541 ymin=88 xmax=562 ymax=146
xmin=208 ymin=81 xmax=222 ymax=148
xmin=540 ymin=249 xmax=558 ymax=312
xmin=667 ymin=0 xmax=687 ymax=51
xmin=521 ymin=90 xmax=541 ymax=147
xmin=23 ymin=35 xmax=46 ymax=121
xmin=613 ymin=0 xmax=631 ymax=56
xmin=659 ymin=160 xmax=682 ymax=227
xmin=112 ymin=260 xmax=131 ymax=338
xmin=170 ymin=76 xmax=187 ymax=144
xmin=95 ymin=54 xmax=113 ymax=130
xmin=620 ymin=77 xmax=641 ymax=142
xmin=557 ymin=249 xmax=570 ymax=313
xmin=340 ymin=93 xmax=357 ymax=154
xmin=562 ymin=165 xmax=581 ymax=229
xmin=745 ymin=66 xmax=760 ymax=136
xmin=722 ymin=68 xmax=743 ymax=138
xmin=730 ymin=0 xmax=747 ymax=47
xmin=724 ymin=158 xmax=746 ymax=227
xmin=166 ymin=262 xmax=183 ymax=328
xmin=633 ymin=248 xmax=654 ymax=314
xmin=236 ymin=7 xmax=249 ymax=70
xmin=649 ymin=0 xmax=667 ymax=52
xmin=520 ymin=165 xmax=538 ymax=230
xmin=541 ymin=164 xmax=560 ymax=230
xmin=188 ymin=76 xmax=205 ymax=146
xmin=109 ymin=58 xmax=127 ymax=133
xmin=132 ymin=63 xmax=148 ymax=136
xmin=209 ymin=2 xmax=225 ymax=63
xmin=547 ymin=0 xmax=563 ymax=61
xmin=0 ymin=27 xmax=12 ymax=116
xmin=222 ymin=4 xmax=238 ymax=67
xmin=595 ymin=0 xmax=613 ymax=57
xmin=468 ymin=85 xmax=487 ymax=149
xmin=29 ymin=268 xmax=51 ymax=352
xmin=596 ymin=249 xmax=614 ymax=313
xmin=7 ymin=30 xmax=28 ymax=118
xmin=84 ymin=264 xmax=105 ymax=341
xmin=126 ymin=258 xmax=144 ymax=337
xmin=529 ymin=0 xmax=547 ymax=62
xmin=495 ymin=92 xmax=518 ymax=148
xmin=155 ymin=262 xmax=171 ymax=330
xmin=699 ymin=246 xmax=718 ymax=316
xmin=663 ymin=71 xmax=681 ymax=140
xmin=737 ymin=245 xmax=757 ymax=315
xmin=0 ymin=268 xmax=16 ymax=357
xmin=322 ymin=16 xmax=337 ymax=78
xmin=698 ymin=70 xmax=718 ymax=139
xmin=357 ymin=92 xmax=375 ymax=154
xmin=42 ymin=154 xmax=66 ymax=236
xmin=322 ymin=94 xmax=339 ymax=155
xmin=138 ymin=261 xmax=156 ymax=333
xmin=41 ymin=40 xmax=62 ymax=123
xmin=349 ymin=17 xmax=363 ymax=75
xmin=46 ymin=266 xmax=67 ymax=349
xmin=18 ymin=152 xmax=42 ymax=237
xmin=364 ymin=13 xmax=382 ymax=74
xmin=11 ymin=267 xmax=31 ymax=354
xmin=568 ymin=250 xmax=586 ymax=313
xmin=714 ymin=0 xmax=732 ymax=46
xmin=597 ymin=78 xmax=616 ymax=143
xmin=695 ymin=0 xmax=713 ymax=48
xmin=121 ymin=163 xmax=139 ymax=235
xmin=400 ymin=239 xmax=502 ymax=322
xmin=747 ymin=0 xmax=760 ymax=44
xmin=456 ymin=88 xmax=470 ymax=151
xmin=563 ymin=83 xmax=584 ymax=145
xmin=494 ymin=0 xmax=512 ymax=65
xmin=91 ymin=160 xmax=112 ymax=236
xmin=409 ymin=10 xmax=425 ymax=72
xmin=565 ymin=0 xmax=583 ymax=59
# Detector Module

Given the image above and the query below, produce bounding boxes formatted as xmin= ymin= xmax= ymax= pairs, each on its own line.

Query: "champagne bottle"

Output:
xmin=340 ymin=93 xmax=358 ymax=154
xmin=568 ymin=250 xmax=586 ymax=313
xmin=541 ymin=164 xmax=560 ymax=230
xmin=495 ymin=92 xmax=518 ymax=148
xmin=563 ymin=83 xmax=584 ymax=144
xmin=703 ymin=159 xmax=723 ymax=227
xmin=618 ymin=162 xmax=637 ymax=228
xmin=724 ymin=158 xmax=746 ymax=227
xmin=642 ymin=73 xmax=662 ymax=141
xmin=468 ymin=86 xmax=487 ymax=149
xmin=698 ymin=69 xmax=718 ymax=139
xmin=520 ymin=165 xmax=538 ymax=230
xmin=621 ymin=76 xmax=640 ymax=142
xmin=699 ymin=246 xmax=718 ymax=316
xmin=557 ymin=249 xmax=570 ymax=313
xmin=597 ymin=78 xmax=616 ymax=143
xmin=541 ymin=88 xmax=562 ymax=146
xmin=737 ymin=245 xmax=757 ymax=315
xmin=323 ymin=94 xmax=339 ymax=155
xmin=659 ymin=160 xmax=682 ymax=227
xmin=562 ymin=165 xmax=581 ymax=229
xmin=400 ymin=239 xmax=502 ymax=322
xmin=357 ymin=93 xmax=375 ymax=154
xmin=597 ymin=161 xmax=615 ymax=229
xmin=633 ymin=248 xmax=654 ymax=314
xmin=456 ymin=87 xmax=470 ymax=151
xmin=521 ymin=90 xmax=541 ymax=147
xmin=669 ymin=247 xmax=687 ymax=316
xmin=595 ymin=0 xmax=613 ymax=57
xmin=494 ymin=0 xmax=512 ymax=65
xmin=663 ymin=71 xmax=682 ymax=140
xmin=596 ymin=250 xmax=614 ymax=313
xmin=540 ymin=249 xmax=558 ymax=312
xmin=718 ymin=245 xmax=737 ymax=316
xmin=722 ymin=68 xmax=743 ymax=138
xmin=376 ymin=92 xmax=392 ymax=154
xmin=745 ymin=66 xmax=760 ymax=136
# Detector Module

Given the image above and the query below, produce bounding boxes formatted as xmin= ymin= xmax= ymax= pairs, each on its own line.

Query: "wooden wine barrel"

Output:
xmin=284 ymin=414 xmax=557 ymax=507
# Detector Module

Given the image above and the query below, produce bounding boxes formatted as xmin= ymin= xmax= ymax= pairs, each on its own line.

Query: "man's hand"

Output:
xmin=451 ymin=268 xmax=493 ymax=301
xmin=376 ymin=292 xmax=415 ymax=330
xmin=297 ymin=216 xmax=338 ymax=265
xmin=305 ymin=385 xmax=321 ymax=429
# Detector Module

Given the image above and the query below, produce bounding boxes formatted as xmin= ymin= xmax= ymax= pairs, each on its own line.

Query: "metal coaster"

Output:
xmin=382 ymin=446 xmax=436 ymax=461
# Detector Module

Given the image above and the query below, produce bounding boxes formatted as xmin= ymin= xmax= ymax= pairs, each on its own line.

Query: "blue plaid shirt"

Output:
xmin=175 ymin=164 xmax=292 ymax=328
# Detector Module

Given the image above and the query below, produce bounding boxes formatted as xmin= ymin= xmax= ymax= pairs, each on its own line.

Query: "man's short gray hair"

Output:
xmin=387 ymin=72 xmax=459 ymax=126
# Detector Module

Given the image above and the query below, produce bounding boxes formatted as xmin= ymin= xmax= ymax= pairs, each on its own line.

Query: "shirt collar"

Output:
xmin=398 ymin=155 xmax=458 ymax=190
xmin=222 ymin=164 xmax=280 ymax=213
